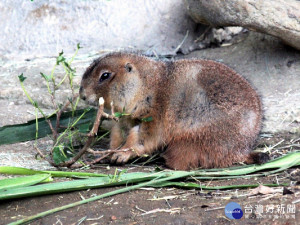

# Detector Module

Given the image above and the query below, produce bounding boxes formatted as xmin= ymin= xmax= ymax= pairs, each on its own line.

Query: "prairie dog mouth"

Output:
xmin=84 ymin=94 xmax=98 ymax=106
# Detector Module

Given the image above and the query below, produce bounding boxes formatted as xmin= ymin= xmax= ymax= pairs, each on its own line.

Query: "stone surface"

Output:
xmin=185 ymin=0 xmax=300 ymax=50
xmin=0 ymin=0 xmax=200 ymax=58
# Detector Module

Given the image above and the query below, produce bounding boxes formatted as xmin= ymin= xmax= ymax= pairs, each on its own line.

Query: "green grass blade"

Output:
xmin=8 ymin=171 xmax=192 ymax=225
xmin=0 ymin=171 xmax=183 ymax=200
xmin=0 ymin=174 xmax=51 ymax=191
xmin=1 ymin=152 xmax=300 ymax=200
xmin=4 ymin=152 xmax=300 ymax=224
xmin=0 ymin=167 xmax=44 ymax=175
xmin=0 ymin=177 xmax=110 ymax=200
xmin=192 ymin=151 xmax=300 ymax=177
xmin=0 ymin=108 xmax=96 ymax=146
xmin=0 ymin=166 xmax=108 ymax=178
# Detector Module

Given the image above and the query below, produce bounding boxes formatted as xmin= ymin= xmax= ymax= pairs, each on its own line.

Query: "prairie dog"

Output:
xmin=80 ymin=52 xmax=264 ymax=170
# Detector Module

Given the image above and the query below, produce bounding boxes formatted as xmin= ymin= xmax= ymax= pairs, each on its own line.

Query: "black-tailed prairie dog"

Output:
xmin=80 ymin=52 xmax=265 ymax=170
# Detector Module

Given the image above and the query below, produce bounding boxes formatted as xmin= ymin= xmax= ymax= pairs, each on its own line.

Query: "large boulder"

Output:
xmin=185 ymin=0 xmax=300 ymax=50
xmin=0 ymin=0 xmax=198 ymax=58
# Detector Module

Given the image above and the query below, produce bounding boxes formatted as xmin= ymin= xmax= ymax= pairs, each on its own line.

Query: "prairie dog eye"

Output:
xmin=125 ymin=63 xmax=133 ymax=72
xmin=99 ymin=72 xmax=111 ymax=83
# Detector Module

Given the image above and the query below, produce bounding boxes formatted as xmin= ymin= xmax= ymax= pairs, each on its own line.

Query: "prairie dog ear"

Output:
xmin=125 ymin=63 xmax=133 ymax=72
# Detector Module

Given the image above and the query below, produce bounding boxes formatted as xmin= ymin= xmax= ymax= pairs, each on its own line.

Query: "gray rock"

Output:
xmin=185 ymin=0 xmax=300 ymax=50
xmin=0 ymin=0 xmax=200 ymax=58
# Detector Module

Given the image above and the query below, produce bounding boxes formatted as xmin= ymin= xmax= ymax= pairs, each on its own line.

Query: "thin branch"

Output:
xmin=33 ymin=145 xmax=46 ymax=159
xmin=58 ymin=137 xmax=95 ymax=167
xmin=46 ymin=119 xmax=57 ymax=139
xmin=101 ymin=112 xmax=119 ymax=122
xmin=88 ymin=97 xmax=105 ymax=137
xmin=87 ymin=153 xmax=112 ymax=166
xmin=54 ymin=94 xmax=79 ymax=140
xmin=87 ymin=148 xmax=132 ymax=155
xmin=56 ymin=97 xmax=105 ymax=168
xmin=54 ymin=97 xmax=121 ymax=168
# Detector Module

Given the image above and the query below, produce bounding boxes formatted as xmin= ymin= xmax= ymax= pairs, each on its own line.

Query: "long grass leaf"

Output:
xmin=0 ymin=109 xmax=96 ymax=146
xmin=0 ymin=171 xmax=181 ymax=200
xmin=1 ymin=152 xmax=299 ymax=201
xmin=0 ymin=166 xmax=107 ymax=178
xmin=192 ymin=151 xmax=300 ymax=177
xmin=8 ymin=171 xmax=192 ymax=225
xmin=0 ymin=174 xmax=51 ymax=191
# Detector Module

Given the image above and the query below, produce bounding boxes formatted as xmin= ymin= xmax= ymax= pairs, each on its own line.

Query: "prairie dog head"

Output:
xmin=79 ymin=53 xmax=142 ymax=112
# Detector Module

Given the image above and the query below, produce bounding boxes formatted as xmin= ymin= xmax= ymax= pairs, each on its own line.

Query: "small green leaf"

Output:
xmin=141 ymin=116 xmax=153 ymax=122
xmin=84 ymin=107 xmax=91 ymax=113
xmin=40 ymin=72 xmax=50 ymax=81
xmin=32 ymin=101 xmax=39 ymax=108
xmin=114 ymin=112 xmax=123 ymax=118
xmin=52 ymin=146 xmax=73 ymax=165
xmin=114 ymin=111 xmax=130 ymax=118
xmin=56 ymin=50 xmax=66 ymax=65
xmin=63 ymin=61 xmax=75 ymax=72
xmin=77 ymin=43 xmax=81 ymax=49
xmin=18 ymin=73 xmax=27 ymax=82
xmin=67 ymin=97 xmax=73 ymax=104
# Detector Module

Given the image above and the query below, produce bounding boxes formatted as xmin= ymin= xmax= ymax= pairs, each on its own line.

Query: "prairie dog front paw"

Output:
xmin=111 ymin=149 xmax=136 ymax=164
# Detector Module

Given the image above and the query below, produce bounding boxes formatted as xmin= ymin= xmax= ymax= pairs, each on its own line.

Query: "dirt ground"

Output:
xmin=0 ymin=30 xmax=300 ymax=224
xmin=1 ymin=134 xmax=300 ymax=225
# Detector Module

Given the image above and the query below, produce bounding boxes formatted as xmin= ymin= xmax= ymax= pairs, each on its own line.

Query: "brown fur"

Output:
xmin=80 ymin=52 xmax=263 ymax=170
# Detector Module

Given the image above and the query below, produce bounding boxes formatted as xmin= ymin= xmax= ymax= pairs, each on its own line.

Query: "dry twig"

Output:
xmin=56 ymin=97 xmax=105 ymax=167
xmin=55 ymin=97 xmax=123 ymax=168
xmin=87 ymin=148 xmax=132 ymax=155
xmin=54 ymin=93 xmax=79 ymax=140
xmin=140 ymin=207 xmax=181 ymax=215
